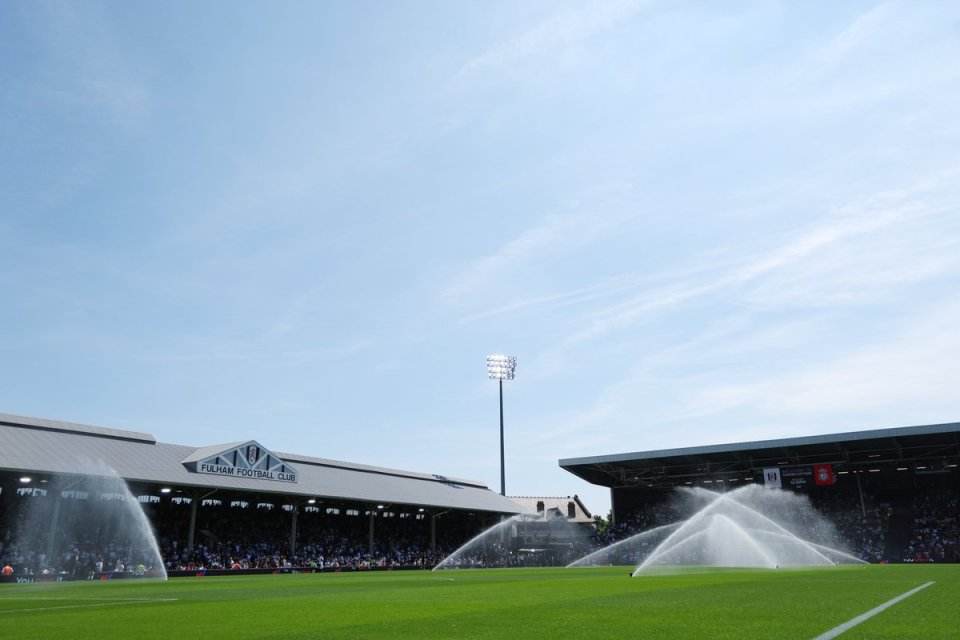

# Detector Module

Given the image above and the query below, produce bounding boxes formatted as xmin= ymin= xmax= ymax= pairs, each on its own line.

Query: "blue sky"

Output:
xmin=2 ymin=1 xmax=959 ymax=516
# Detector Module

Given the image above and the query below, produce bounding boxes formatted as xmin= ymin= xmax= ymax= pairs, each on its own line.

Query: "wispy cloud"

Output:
xmin=531 ymin=292 xmax=960 ymax=453
xmin=456 ymin=276 xmax=644 ymax=324
xmin=567 ymin=171 xmax=960 ymax=345
xmin=808 ymin=3 xmax=896 ymax=66
xmin=677 ymin=299 xmax=960 ymax=422
xmin=442 ymin=183 xmax=636 ymax=304
xmin=524 ymin=168 xmax=960 ymax=450
xmin=668 ymin=2 xmax=959 ymax=133
xmin=456 ymin=0 xmax=654 ymax=78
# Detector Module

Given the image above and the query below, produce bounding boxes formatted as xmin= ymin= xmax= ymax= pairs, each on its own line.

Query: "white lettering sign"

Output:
xmin=191 ymin=442 xmax=298 ymax=483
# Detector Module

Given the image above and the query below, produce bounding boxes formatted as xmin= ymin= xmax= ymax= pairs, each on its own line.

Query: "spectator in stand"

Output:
xmin=903 ymin=493 xmax=958 ymax=563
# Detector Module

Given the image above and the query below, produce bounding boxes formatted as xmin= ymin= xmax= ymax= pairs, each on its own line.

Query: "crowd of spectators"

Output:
xmin=157 ymin=514 xmax=454 ymax=572
xmin=811 ymin=493 xmax=890 ymax=562
xmin=0 ymin=503 xmax=164 ymax=578
xmin=0 ymin=520 xmax=456 ymax=577
xmin=589 ymin=487 xmax=894 ymax=565
xmin=902 ymin=492 xmax=959 ymax=563
xmin=149 ymin=500 xmax=483 ymax=571
xmin=1 ymin=484 xmax=958 ymax=576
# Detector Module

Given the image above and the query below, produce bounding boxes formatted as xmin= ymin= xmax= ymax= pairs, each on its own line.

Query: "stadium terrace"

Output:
xmin=0 ymin=411 xmax=523 ymax=578
xmin=1 ymin=412 xmax=958 ymax=581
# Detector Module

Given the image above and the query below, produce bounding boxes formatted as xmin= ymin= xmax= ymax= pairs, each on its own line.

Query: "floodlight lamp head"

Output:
xmin=486 ymin=354 xmax=517 ymax=380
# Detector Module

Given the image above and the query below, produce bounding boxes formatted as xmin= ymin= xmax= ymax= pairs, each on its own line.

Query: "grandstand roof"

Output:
xmin=0 ymin=412 xmax=522 ymax=514
xmin=559 ymin=422 xmax=960 ymax=488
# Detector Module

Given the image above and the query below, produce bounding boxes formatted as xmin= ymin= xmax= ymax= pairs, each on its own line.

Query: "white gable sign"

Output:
xmin=188 ymin=441 xmax=298 ymax=483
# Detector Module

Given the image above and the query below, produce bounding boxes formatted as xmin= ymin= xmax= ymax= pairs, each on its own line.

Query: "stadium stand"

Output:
xmin=562 ymin=422 xmax=959 ymax=564
xmin=2 ymin=414 xmax=958 ymax=576
xmin=0 ymin=412 xmax=521 ymax=578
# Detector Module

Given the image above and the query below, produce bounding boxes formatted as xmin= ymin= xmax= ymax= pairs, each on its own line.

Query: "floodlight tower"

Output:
xmin=486 ymin=354 xmax=517 ymax=496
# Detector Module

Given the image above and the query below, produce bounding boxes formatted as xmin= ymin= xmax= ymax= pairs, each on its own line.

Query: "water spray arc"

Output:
xmin=433 ymin=511 xmax=590 ymax=570
xmin=568 ymin=484 xmax=867 ymax=574
xmin=12 ymin=462 xmax=168 ymax=580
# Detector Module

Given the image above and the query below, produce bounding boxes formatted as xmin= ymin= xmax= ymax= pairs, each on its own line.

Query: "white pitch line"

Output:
xmin=2 ymin=598 xmax=178 ymax=615
xmin=811 ymin=581 xmax=935 ymax=640
xmin=4 ymin=597 xmax=178 ymax=602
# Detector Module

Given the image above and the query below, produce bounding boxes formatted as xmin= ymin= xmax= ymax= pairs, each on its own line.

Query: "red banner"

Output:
xmin=813 ymin=464 xmax=835 ymax=485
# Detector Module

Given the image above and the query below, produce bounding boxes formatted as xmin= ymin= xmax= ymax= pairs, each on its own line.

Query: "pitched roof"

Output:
xmin=0 ymin=412 xmax=521 ymax=514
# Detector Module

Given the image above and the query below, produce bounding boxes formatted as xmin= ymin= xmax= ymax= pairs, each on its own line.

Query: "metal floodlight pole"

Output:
xmin=486 ymin=355 xmax=517 ymax=497
xmin=498 ymin=377 xmax=505 ymax=496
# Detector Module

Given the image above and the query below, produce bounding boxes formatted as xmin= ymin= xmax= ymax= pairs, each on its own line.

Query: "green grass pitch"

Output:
xmin=1 ymin=565 xmax=957 ymax=639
